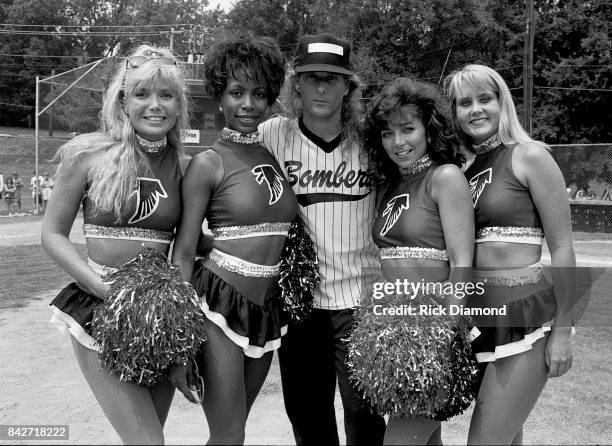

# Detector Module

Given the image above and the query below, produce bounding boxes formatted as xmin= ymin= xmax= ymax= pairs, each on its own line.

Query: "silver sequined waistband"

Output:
xmin=208 ymin=248 xmax=280 ymax=277
xmin=210 ymin=222 xmax=292 ymax=240
xmin=476 ymin=226 xmax=544 ymax=245
xmin=83 ymin=224 xmax=173 ymax=244
xmin=475 ymin=262 xmax=544 ymax=287
xmin=379 ymin=246 xmax=449 ymax=261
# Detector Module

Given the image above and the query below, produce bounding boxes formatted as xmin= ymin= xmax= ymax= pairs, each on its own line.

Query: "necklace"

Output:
xmin=220 ymin=127 xmax=259 ymax=145
xmin=398 ymin=154 xmax=433 ymax=176
xmin=136 ymin=134 xmax=167 ymax=154
xmin=472 ymin=133 xmax=503 ymax=155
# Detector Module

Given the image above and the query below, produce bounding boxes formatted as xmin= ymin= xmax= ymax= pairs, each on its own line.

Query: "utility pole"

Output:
xmin=522 ymin=0 xmax=535 ymax=135
xmin=48 ymin=69 xmax=55 ymax=137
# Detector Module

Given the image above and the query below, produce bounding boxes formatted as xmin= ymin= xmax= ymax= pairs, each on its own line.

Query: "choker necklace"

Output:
xmin=398 ymin=154 xmax=433 ymax=176
xmin=220 ymin=128 xmax=259 ymax=145
xmin=136 ymin=134 xmax=167 ymax=154
xmin=472 ymin=133 xmax=503 ymax=155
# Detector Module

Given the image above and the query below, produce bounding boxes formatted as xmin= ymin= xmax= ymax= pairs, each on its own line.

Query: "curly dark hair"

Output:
xmin=364 ymin=77 xmax=464 ymax=186
xmin=202 ymin=34 xmax=285 ymax=105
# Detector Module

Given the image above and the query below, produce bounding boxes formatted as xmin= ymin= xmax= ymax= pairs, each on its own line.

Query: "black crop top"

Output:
xmin=372 ymin=163 xmax=446 ymax=252
xmin=82 ymin=146 xmax=182 ymax=240
xmin=206 ymin=138 xmax=297 ymax=231
xmin=464 ymin=139 xmax=544 ymax=244
xmin=465 ymin=143 xmax=542 ymax=230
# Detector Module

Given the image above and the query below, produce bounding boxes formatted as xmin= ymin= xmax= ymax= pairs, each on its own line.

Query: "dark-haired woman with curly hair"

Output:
xmin=170 ymin=34 xmax=297 ymax=444
xmin=362 ymin=77 xmax=475 ymax=444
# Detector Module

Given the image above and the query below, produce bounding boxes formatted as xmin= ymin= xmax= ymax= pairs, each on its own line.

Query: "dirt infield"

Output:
xmin=0 ymin=295 xmax=296 ymax=445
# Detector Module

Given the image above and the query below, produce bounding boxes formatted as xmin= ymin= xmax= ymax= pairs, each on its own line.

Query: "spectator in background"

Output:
xmin=12 ymin=172 xmax=24 ymax=211
xmin=30 ymin=170 xmax=43 ymax=213
xmin=41 ymin=172 xmax=54 ymax=214
xmin=4 ymin=176 xmax=17 ymax=216
xmin=0 ymin=173 xmax=4 ymax=200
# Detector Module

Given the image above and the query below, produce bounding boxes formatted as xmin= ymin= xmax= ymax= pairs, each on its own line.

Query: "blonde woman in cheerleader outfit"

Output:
xmin=446 ymin=64 xmax=574 ymax=445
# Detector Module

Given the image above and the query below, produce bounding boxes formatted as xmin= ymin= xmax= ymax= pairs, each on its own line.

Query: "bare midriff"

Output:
xmin=86 ymin=238 xmax=171 ymax=268
xmin=380 ymin=258 xmax=450 ymax=283
xmin=474 ymin=242 xmax=542 ymax=269
xmin=211 ymin=236 xmax=288 ymax=266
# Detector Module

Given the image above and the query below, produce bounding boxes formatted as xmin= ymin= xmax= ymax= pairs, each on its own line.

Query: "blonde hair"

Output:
xmin=281 ymin=69 xmax=364 ymax=147
xmin=55 ymin=44 xmax=189 ymax=221
xmin=444 ymin=64 xmax=546 ymax=151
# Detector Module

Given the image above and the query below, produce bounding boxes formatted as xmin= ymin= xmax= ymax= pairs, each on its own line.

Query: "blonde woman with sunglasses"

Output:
xmin=42 ymin=44 xmax=190 ymax=444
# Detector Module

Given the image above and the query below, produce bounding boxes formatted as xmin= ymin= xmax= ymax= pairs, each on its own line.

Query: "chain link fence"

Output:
xmin=550 ymin=144 xmax=612 ymax=233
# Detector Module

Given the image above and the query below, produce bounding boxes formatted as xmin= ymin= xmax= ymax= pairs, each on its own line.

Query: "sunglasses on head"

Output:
xmin=120 ymin=50 xmax=177 ymax=93
xmin=125 ymin=50 xmax=176 ymax=70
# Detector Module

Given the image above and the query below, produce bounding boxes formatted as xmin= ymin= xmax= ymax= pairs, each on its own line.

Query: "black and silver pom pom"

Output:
xmin=91 ymin=248 xmax=207 ymax=386
xmin=278 ymin=217 xmax=320 ymax=323
xmin=347 ymin=293 xmax=479 ymax=420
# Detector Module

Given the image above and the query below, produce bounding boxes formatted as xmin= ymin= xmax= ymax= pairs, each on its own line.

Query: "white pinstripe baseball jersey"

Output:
xmin=260 ymin=116 xmax=381 ymax=310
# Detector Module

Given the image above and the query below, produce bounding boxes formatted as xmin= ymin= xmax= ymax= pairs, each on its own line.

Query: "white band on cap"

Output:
xmin=308 ymin=43 xmax=344 ymax=56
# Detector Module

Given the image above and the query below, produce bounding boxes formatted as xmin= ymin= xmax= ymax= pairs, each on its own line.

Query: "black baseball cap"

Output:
xmin=293 ymin=34 xmax=353 ymax=76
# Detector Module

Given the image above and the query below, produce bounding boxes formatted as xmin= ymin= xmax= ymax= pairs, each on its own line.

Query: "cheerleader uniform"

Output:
xmin=191 ymin=129 xmax=297 ymax=358
xmin=351 ymin=154 xmax=478 ymax=420
xmin=372 ymin=155 xmax=449 ymax=268
xmin=464 ymin=133 xmax=564 ymax=363
xmin=49 ymin=143 xmax=184 ymax=351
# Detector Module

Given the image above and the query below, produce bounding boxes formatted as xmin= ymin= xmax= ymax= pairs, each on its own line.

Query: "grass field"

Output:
xmin=0 ymin=244 xmax=87 ymax=309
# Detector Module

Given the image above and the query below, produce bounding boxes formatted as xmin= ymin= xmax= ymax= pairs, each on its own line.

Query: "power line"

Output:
xmin=0 ymin=23 xmax=194 ymax=28
xmin=0 ymin=54 xmax=105 ymax=59
xmin=535 ymin=85 xmax=612 ymax=92
xmin=0 ymin=30 xmax=173 ymax=36
xmin=0 ymin=101 xmax=34 ymax=108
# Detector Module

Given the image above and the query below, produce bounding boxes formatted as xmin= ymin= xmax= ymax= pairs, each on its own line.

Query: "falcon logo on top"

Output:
xmin=469 ymin=168 xmax=492 ymax=207
xmin=252 ymin=164 xmax=285 ymax=205
xmin=128 ymin=178 xmax=168 ymax=224
xmin=380 ymin=194 xmax=409 ymax=237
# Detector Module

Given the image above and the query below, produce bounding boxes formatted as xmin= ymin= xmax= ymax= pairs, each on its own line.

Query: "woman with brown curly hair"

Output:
xmin=361 ymin=77 xmax=475 ymax=444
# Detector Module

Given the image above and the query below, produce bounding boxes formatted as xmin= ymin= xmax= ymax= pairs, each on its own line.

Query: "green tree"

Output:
xmin=0 ymin=0 xmax=221 ymax=128
xmin=534 ymin=0 xmax=611 ymax=143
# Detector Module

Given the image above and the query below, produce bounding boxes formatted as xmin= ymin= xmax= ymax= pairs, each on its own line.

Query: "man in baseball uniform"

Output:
xmin=260 ymin=34 xmax=385 ymax=445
